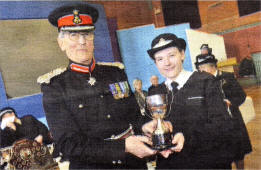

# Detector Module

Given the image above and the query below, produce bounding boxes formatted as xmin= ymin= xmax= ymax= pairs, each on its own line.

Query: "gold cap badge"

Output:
xmin=73 ymin=10 xmax=82 ymax=24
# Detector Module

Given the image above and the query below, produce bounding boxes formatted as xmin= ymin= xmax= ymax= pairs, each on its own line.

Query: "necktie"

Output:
xmin=171 ymin=81 xmax=179 ymax=94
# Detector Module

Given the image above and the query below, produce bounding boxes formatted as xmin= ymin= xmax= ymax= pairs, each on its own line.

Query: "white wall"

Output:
xmin=186 ymin=29 xmax=227 ymax=70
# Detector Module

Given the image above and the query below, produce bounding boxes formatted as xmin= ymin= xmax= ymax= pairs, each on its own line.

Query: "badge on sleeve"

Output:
xmin=109 ymin=81 xmax=130 ymax=99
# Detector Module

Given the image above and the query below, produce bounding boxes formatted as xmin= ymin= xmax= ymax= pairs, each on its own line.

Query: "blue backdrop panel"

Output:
xmin=8 ymin=94 xmax=48 ymax=127
xmin=117 ymin=23 xmax=192 ymax=92
xmin=0 ymin=74 xmax=8 ymax=108
xmin=0 ymin=1 xmax=113 ymax=62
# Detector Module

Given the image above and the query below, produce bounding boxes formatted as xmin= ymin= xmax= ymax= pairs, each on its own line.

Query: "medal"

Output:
xmin=88 ymin=77 xmax=96 ymax=86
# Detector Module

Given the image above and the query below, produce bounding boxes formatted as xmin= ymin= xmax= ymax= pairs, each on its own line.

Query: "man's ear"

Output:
xmin=181 ymin=50 xmax=185 ymax=62
xmin=57 ymin=37 xmax=65 ymax=51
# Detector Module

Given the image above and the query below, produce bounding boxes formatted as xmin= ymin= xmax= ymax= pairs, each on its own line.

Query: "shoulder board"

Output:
xmin=97 ymin=62 xmax=124 ymax=69
xmin=37 ymin=67 xmax=67 ymax=84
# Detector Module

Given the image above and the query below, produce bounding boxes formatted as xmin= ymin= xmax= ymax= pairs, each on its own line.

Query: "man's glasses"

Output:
xmin=66 ymin=31 xmax=94 ymax=42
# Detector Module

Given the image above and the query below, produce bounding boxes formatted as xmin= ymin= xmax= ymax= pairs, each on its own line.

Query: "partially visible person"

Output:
xmin=0 ymin=107 xmax=52 ymax=148
xmin=143 ymin=33 xmax=235 ymax=169
xmin=239 ymin=55 xmax=256 ymax=77
xmin=200 ymin=44 xmax=212 ymax=55
xmin=148 ymin=75 xmax=167 ymax=95
xmin=133 ymin=79 xmax=148 ymax=116
xmin=195 ymin=53 xmax=252 ymax=170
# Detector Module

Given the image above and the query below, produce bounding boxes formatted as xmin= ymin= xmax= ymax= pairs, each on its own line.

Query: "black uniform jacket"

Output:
xmin=41 ymin=64 xmax=146 ymax=169
xmin=0 ymin=115 xmax=52 ymax=148
xmin=156 ymin=71 xmax=236 ymax=169
xmin=217 ymin=71 xmax=252 ymax=160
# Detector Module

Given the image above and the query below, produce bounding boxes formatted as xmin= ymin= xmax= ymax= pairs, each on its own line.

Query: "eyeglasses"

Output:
xmin=66 ymin=31 xmax=94 ymax=42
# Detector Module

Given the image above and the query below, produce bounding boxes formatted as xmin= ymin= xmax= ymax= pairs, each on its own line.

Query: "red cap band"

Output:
xmin=58 ymin=14 xmax=93 ymax=28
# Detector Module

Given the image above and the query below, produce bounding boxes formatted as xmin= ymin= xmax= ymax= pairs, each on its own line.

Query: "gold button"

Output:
xmin=118 ymin=160 xmax=122 ymax=164
xmin=112 ymin=160 xmax=116 ymax=164
xmin=79 ymin=104 xmax=83 ymax=108
xmin=111 ymin=134 xmax=115 ymax=138
xmin=100 ymin=95 xmax=104 ymax=98
xmin=107 ymin=114 xmax=111 ymax=119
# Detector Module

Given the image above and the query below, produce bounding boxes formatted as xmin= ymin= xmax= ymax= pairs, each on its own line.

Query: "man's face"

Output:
xmin=58 ymin=31 xmax=94 ymax=65
xmin=198 ymin=64 xmax=216 ymax=76
xmin=150 ymin=77 xmax=158 ymax=86
xmin=154 ymin=47 xmax=185 ymax=81
xmin=201 ymin=48 xmax=209 ymax=55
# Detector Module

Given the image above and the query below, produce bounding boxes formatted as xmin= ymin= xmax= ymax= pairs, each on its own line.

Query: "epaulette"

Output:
xmin=37 ymin=67 xmax=67 ymax=84
xmin=97 ymin=62 xmax=124 ymax=69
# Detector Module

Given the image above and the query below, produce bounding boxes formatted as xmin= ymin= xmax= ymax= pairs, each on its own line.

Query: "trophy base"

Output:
xmin=152 ymin=133 xmax=172 ymax=151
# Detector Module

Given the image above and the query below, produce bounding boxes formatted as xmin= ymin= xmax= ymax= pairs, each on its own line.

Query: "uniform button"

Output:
xmin=117 ymin=160 xmax=122 ymax=164
xmin=107 ymin=114 xmax=111 ymax=119
xmin=111 ymin=134 xmax=115 ymax=138
xmin=112 ymin=160 xmax=116 ymax=164
xmin=100 ymin=95 xmax=104 ymax=98
xmin=78 ymin=104 xmax=84 ymax=108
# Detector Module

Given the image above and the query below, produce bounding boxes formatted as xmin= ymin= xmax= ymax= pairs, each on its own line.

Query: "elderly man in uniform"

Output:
xmin=195 ymin=53 xmax=252 ymax=169
xmin=143 ymin=33 xmax=236 ymax=169
xmin=37 ymin=3 xmax=160 ymax=169
xmin=148 ymin=75 xmax=167 ymax=95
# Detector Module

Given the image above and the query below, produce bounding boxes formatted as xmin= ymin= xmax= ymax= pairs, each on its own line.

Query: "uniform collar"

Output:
xmin=69 ymin=59 xmax=96 ymax=74
xmin=214 ymin=70 xmax=218 ymax=77
xmin=165 ymin=69 xmax=193 ymax=91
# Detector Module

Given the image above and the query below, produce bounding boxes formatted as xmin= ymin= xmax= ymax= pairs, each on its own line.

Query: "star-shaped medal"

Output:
xmin=88 ymin=77 xmax=96 ymax=86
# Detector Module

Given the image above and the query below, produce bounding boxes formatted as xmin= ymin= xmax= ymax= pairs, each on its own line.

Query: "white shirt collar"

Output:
xmin=214 ymin=70 xmax=218 ymax=77
xmin=165 ymin=69 xmax=193 ymax=91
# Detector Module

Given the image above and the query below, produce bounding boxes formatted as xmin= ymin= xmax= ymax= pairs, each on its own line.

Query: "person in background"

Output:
xmin=148 ymin=75 xmax=159 ymax=93
xmin=38 ymin=3 xmax=159 ymax=169
xmin=133 ymin=79 xmax=148 ymax=116
xmin=200 ymin=44 xmax=212 ymax=55
xmin=143 ymin=33 xmax=236 ymax=169
xmin=239 ymin=55 xmax=256 ymax=77
xmin=195 ymin=53 xmax=252 ymax=170
xmin=0 ymin=107 xmax=52 ymax=148
xmin=148 ymin=75 xmax=167 ymax=95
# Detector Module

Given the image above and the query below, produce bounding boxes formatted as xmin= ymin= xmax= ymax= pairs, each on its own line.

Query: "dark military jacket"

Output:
xmin=217 ymin=71 xmax=252 ymax=160
xmin=156 ymin=71 xmax=236 ymax=169
xmin=40 ymin=63 xmax=146 ymax=169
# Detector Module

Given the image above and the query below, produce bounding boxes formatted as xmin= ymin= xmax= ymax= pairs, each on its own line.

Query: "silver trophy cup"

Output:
xmin=146 ymin=94 xmax=172 ymax=150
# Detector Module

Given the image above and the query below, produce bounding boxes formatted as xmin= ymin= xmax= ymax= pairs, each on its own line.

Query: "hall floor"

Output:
xmin=233 ymin=85 xmax=261 ymax=169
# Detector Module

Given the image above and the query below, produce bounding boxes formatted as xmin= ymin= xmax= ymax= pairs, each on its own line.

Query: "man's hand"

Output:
xmin=224 ymin=99 xmax=231 ymax=107
xmin=171 ymin=132 xmax=184 ymax=152
xmin=159 ymin=132 xmax=185 ymax=158
xmin=142 ymin=120 xmax=173 ymax=138
xmin=125 ymin=135 xmax=157 ymax=158
xmin=6 ymin=122 xmax=16 ymax=131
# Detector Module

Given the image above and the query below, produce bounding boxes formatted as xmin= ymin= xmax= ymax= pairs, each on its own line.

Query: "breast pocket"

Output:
xmin=186 ymin=96 xmax=205 ymax=106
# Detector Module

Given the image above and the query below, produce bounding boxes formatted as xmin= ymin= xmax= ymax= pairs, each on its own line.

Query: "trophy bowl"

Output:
xmin=146 ymin=94 xmax=172 ymax=150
